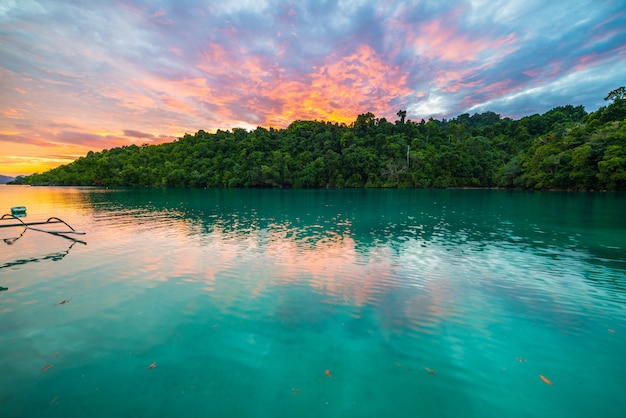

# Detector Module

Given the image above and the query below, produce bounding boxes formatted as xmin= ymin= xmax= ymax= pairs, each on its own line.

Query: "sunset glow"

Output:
xmin=1 ymin=0 xmax=625 ymax=177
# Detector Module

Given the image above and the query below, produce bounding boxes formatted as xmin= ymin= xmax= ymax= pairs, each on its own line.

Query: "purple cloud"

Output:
xmin=123 ymin=129 xmax=156 ymax=139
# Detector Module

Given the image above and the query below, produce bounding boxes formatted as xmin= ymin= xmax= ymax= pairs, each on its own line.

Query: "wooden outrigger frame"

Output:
xmin=0 ymin=214 xmax=87 ymax=244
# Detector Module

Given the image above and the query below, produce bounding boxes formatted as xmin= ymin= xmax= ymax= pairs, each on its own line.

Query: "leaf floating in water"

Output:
xmin=42 ymin=364 xmax=53 ymax=372
xmin=325 ymin=369 xmax=331 ymax=377
xmin=292 ymin=388 xmax=302 ymax=395
xmin=395 ymin=362 xmax=411 ymax=371
xmin=49 ymin=396 xmax=58 ymax=405
xmin=516 ymin=357 xmax=527 ymax=362
xmin=54 ymin=299 xmax=71 ymax=306
xmin=608 ymin=329 xmax=615 ymax=333
xmin=147 ymin=362 xmax=157 ymax=370
xmin=424 ymin=367 xmax=435 ymax=375
xmin=539 ymin=375 xmax=552 ymax=385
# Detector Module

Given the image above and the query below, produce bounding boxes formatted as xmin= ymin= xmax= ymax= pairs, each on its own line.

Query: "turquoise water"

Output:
xmin=1 ymin=186 xmax=625 ymax=417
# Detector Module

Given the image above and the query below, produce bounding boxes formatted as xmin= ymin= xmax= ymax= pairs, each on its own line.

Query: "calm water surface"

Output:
xmin=1 ymin=186 xmax=625 ymax=417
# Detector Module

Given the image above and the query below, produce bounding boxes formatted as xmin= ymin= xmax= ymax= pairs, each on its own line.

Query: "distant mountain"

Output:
xmin=0 ymin=175 xmax=16 ymax=184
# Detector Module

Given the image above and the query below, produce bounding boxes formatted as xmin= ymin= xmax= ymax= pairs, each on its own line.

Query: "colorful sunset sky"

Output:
xmin=1 ymin=0 xmax=625 ymax=177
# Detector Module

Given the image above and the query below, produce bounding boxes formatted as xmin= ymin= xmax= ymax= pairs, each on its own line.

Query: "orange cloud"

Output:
xmin=3 ymin=108 xmax=25 ymax=119
xmin=267 ymin=44 xmax=412 ymax=125
xmin=102 ymin=89 xmax=156 ymax=111
xmin=196 ymin=42 xmax=412 ymax=127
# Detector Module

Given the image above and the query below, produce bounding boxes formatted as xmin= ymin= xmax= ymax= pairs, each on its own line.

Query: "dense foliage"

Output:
xmin=16 ymin=89 xmax=626 ymax=190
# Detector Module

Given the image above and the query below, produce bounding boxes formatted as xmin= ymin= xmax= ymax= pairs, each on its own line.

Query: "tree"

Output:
xmin=597 ymin=145 xmax=626 ymax=191
xmin=604 ymin=86 xmax=626 ymax=103
xmin=353 ymin=112 xmax=376 ymax=137
xmin=396 ymin=110 xmax=407 ymax=124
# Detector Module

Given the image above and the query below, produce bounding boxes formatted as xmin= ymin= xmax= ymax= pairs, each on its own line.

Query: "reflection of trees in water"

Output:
xmin=85 ymin=188 xmax=470 ymax=242
xmin=84 ymin=188 xmax=626 ymax=295
xmin=88 ymin=189 xmax=620 ymax=248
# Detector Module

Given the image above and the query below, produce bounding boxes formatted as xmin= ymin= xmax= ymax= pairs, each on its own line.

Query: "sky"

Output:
xmin=1 ymin=0 xmax=625 ymax=177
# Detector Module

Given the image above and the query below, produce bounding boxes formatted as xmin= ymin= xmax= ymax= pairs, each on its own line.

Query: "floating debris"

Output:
xmin=325 ymin=369 xmax=331 ymax=377
xmin=292 ymin=388 xmax=302 ymax=395
xmin=608 ymin=329 xmax=615 ymax=333
xmin=516 ymin=357 xmax=527 ymax=363
xmin=539 ymin=375 xmax=552 ymax=385
xmin=54 ymin=299 xmax=71 ymax=306
xmin=49 ymin=396 xmax=58 ymax=405
xmin=424 ymin=367 xmax=435 ymax=375
xmin=42 ymin=364 xmax=53 ymax=372
xmin=147 ymin=362 xmax=157 ymax=370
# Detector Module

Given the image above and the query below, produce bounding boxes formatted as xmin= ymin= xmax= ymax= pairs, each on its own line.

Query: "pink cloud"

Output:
xmin=404 ymin=18 xmax=517 ymax=65
xmin=523 ymin=69 xmax=541 ymax=77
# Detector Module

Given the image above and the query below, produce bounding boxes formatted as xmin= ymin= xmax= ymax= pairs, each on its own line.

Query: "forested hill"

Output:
xmin=16 ymin=88 xmax=626 ymax=191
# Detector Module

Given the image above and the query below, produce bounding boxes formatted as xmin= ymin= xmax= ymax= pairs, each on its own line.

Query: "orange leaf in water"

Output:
xmin=147 ymin=362 xmax=157 ymax=370
xmin=539 ymin=375 xmax=552 ymax=385
xmin=42 ymin=364 xmax=52 ymax=372
xmin=325 ymin=369 xmax=331 ymax=377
